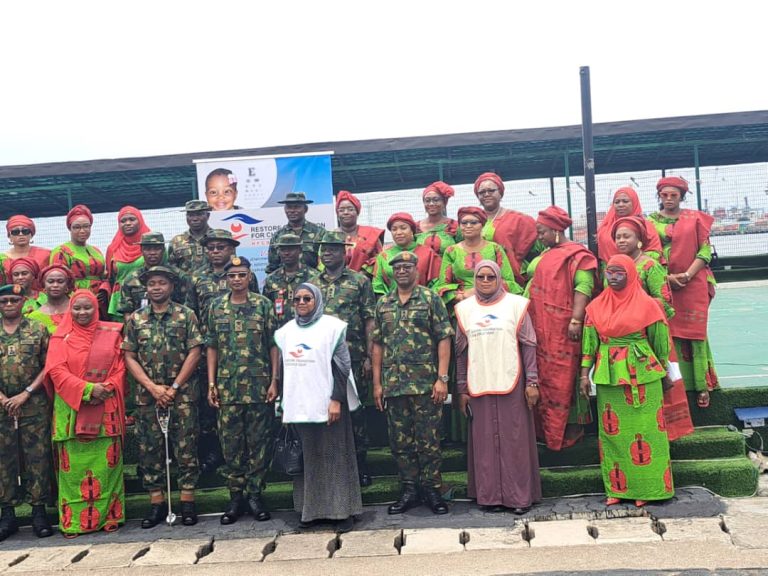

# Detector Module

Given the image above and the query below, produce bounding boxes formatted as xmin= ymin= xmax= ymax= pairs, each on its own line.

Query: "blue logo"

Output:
xmin=223 ymin=214 xmax=262 ymax=225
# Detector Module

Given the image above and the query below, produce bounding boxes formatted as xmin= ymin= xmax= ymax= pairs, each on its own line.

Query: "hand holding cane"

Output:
xmin=155 ymin=406 xmax=176 ymax=526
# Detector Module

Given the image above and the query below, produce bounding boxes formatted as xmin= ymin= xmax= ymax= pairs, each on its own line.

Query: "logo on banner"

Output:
xmin=289 ymin=343 xmax=312 ymax=358
xmin=222 ymin=213 xmax=263 ymax=240
xmin=475 ymin=314 xmax=498 ymax=328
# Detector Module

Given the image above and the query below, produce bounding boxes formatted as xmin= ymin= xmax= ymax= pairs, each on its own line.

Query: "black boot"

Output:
xmin=141 ymin=503 xmax=165 ymax=529
xmin=31 ymin=505 xmax=53 ymax=538
xmin=181 ymin=501 xmax=198 ymax=526
xmin=247 ymin=495 xmax=271 ymax=522
xmin=0 ymin=507 xmax=18 ymax=542
xmin=357 ymin=453 xmax=372 ymax=488
xmin=422 ymin=487 xmax=449 ymax=515
xmin=220 ymin=493 xmax=245 ymax=525
xmin=387 ymin=483 xmax=420 ymax=515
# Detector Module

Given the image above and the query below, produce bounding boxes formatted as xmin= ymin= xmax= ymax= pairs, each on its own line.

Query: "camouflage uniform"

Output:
xmin=116 ymin=264 xmax=194 ymax=316
xmin=372 ymin=285 xmax=454 ymax=488
xmin=262 ymin=265 xmax=319 ymax=328
xmin=0 ymin=318 xmax=51 ymax=507
xmin=265 ymin=221 xmax=325 ymax=273
xmin=316 ymin=267 xmax=375 ymax=458
xmin=191 ymin=265 xmax=260 ymax=325
xmin=122 ymin=302 xmax=204 ymax=492
xmin=206 ymin=292 xmax=277 ymax=496
xmin=168 ymin=228 xmax=217 ymax=274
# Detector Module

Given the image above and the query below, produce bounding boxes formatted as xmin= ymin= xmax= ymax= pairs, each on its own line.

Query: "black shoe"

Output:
xmin=0 ymin=507 xmax=18 ymax=542
xmin=31 ymin=505 xmax=53 ymax=538
xmin=359 ymin=472 xmax=372 ymax=487
xmin=335 ymin=516 xmax=354 ymax=533
xmin=422 ymin=487 xmax=449 ymax=515
xmin=220 ymin=494 xmax=245 ymax=525
xmin=247 ymin=495 xmax=271 ymax=522
xmin=141 ymin=504 xmax=165 ymax=529
xmin=387 ymin=484 xmax=420 ymax=515
xmin=181 ymin=501 xmax=198 ymax=526
xmin=357 ymin=453 xmax=372 ymax=487
xmin=512 ymin=506 xmax=531 ymax=515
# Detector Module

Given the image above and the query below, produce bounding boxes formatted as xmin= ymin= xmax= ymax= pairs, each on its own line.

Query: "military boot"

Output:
xmin=422 ymin=487 xmax=449 ymax=515
xmin=220 ymin=493 xmax=246 ymax=525
xmin=387 ymin=482 xmax=420 ymax=515
xmin=31 ymin=505 xmax=53 ymax=538
xmin=357 ymin=453 xmax=372 ymax=488
xmin=0 ymin=507 xmax=18 ymax=542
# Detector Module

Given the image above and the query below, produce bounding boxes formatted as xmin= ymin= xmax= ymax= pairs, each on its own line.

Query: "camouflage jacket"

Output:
xmin=316 ymin=267 xmax=375 ymax=361
xmin=206 ymin=292 xmax=277 ymax=404
xmin=122 ymin=302 xmax=204 ymax=405
xmin=0 ymin=317 xmax=49 ymax=414
xmin=265 ymin=220 xmax=325 ymax=273
xmin=115 ymin=263 xmax=194 ymax=315
xmin=372 ymin=285 xmax=454 ymax=397
xmin=167 ymin=228 xmax=216 ymax=274
xmin=191 ymin=265 xmax=260 ymax=329
xmin=261 ymin=265 xmax=319 ymax=328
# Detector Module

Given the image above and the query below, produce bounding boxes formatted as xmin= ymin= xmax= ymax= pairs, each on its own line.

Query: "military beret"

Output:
xmin=389 ymin=251 xmax=419 ymax=266
xmin=183 ymin=200 xmax=213 ymax=212
xmin=0 ymin=284 xmax=25 ymax=297
xmin=317 ymin=230 xmax=353 ymax=246
xmin=224 ymin=256 xmax=251 ymax=271
xmin=139 ymin=231 xmax=166 ymax=245
xmin=277 ymin=192 xmax=314 ymax=204
xmin=139 ymin=266 xmax=178 ymax=285
xmin=275 ymin=233 xmax=302 ymax=247
xmin=200 ymin=229 xmax=240 ymax=247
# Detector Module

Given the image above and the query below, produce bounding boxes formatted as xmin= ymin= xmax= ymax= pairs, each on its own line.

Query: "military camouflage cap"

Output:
xmin=317 ymin=230 xmax=353 ymax=246
xmin=389 ymin=251 xmax=419 ymax=266
xmin=200 ymin=229 xmax=241 ymax=247
xmin=275 ymin=233 xmax=302 ymax=247
xmin=139 ymin=231 xmax=166 ymax=245
xmin=277 ymin=192 xmax=314 ymax=204
xmin=224 ymin=255 xmax=251 ymax=271
xmin=139 ymin=265 xmax=178 ymax=285
xmin=182 ymin=199 xmax=213 ymax=212
xmin=0 ymin=284 xmax=24 ymax=297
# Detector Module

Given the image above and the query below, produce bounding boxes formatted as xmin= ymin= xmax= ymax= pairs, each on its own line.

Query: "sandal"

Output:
xmin=605 ymin=497 xmax=621 ymax=506
xmin=697 ymin=392 xmax=710 ymax=408
xmin=635 ymin=500 xmax=647 ymax=508
xmin=561 ymin=426 xmax=585 ymax=449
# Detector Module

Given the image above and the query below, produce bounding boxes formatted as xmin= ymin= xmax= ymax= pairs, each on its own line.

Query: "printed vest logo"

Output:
xmin=289 ymin=343 xmax=312 ymax=358
xmin=475 ymin=314 xmax=498 ymax=328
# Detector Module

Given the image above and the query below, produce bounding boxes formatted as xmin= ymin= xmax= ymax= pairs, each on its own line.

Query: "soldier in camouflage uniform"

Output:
xmin=315 ymin=231 xmax=376 ymax=486
xmin=122 ymin=266 xmax=203 ymax=528
xmin=372 ymin=251 xmax=454 ymax=515
xmin=0 ymin=285 xmax=53 ymax=541
xmin=191 ymin=229 xmax=259 ymax=473
xmin=167 ymin=199 xmax=216 ymax=274
xmin=265 ymin=192 xmax=325 ymax=273
xmin=116 ymin=232 xmax=194 ymax=320
xmin=262 ymin=234 xmax=319 ymax=328
xmin=206 ymin=257 xmax=279 ymax=525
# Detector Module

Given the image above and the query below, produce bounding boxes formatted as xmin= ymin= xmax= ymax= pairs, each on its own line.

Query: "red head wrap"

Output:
xmin=39 ymin=264 xmax=75 ymax=289
xmin=9 ymin=257 xmax=41 ymax=292
xmin=457 ymin=206 xmax=488 ymax=226
xmin=386 ymin=212 xmax=418 ymax=233
xmin=473 ymin=172 xmax=505 ymax=196
xmin=585 ymin=254 xmax=666 ymax=338
xmin=656 ymin=176 xmax=689 ymax=194
xmin=611 ymin=216 xmax=648 ymax=244
xmin=537 ymin=206 xmax=572 ymax=232
xmin=423 ymin=181 xmax=455 ymax=201
xmin=6 ymin=215 xmax=35 ymax=235
xmin=66 ymin=205 xmax=94 ymax=229
xmin=335 ymin=190 xmax=362 ymax=214
xmin=106 ymin=206 xmax=151 ymax=265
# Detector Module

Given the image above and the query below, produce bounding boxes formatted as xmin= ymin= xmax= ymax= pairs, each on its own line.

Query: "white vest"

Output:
xmin=455 ymin=293 xmax=530 ymax=396
xmin=275 ymin=314 xmax=359 ymax=423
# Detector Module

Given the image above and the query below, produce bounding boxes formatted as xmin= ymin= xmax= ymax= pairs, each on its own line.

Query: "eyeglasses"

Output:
xmin=9 ymin=228 xmax=32 ymax=236
xmin=392 ymin=264 xmax=416 ymax=272
xmin=71 ymin=224 xmax=91 ymax=231
xmin=226 ymin=272 xmax=248 ymax=279
xmin=476 ymin=274 xmax=497 ymax=281
xmin=460 ymin=220 xmax=482 ymax=226
xmin=293 ymin=295 xmax=314 ymax=303
xmin=423 ymin=197 xmax=443 ymax=205
xmin=0 ymin=298 xmax=22 ymax=305
xmin=476 ymin=189 xmax=499 ymax=196
xmin=205 ymin=243 xmax=230 ymax=252
xmin=604 ymin=269 xmax=627 ymax=279
xmin=659 ymin=192 xmax=681 ymax=199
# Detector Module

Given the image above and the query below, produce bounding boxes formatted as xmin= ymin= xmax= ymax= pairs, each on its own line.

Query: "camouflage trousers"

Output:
xmin=385 ymin=394 xmax=443 ymax=489
xmin=0 ymin=408 xmax=51 ymax=507
xmin=135 ymin=403 xmax=199 ymax=492
xmin=350 ymin=359 xmax=369 ymax=459
xmin=217 ymin=403 xmax=274 ymax=495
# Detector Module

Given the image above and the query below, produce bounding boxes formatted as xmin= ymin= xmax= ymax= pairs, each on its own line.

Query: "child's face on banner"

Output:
xmin=205 ymin=174 xmax=238 ymax=211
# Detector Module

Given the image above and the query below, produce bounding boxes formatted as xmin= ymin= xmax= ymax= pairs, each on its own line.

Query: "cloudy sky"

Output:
xmin=1 ymin=1 xmax=765 ymax=167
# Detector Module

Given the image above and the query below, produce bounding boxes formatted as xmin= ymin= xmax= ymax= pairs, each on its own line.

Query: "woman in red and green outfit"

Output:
xmin=648 ymin=177 xmax=719 ymax=408
xmin=581 ymin=254 xmax=674 ymax=507
xmin=104 ymin=206 xmax=151 ymax=320
xmin=417 ymin=181 xmax=461 ymax=256
xmin=8 ymin=257 xmax=45 ymax=314
xmin=28 ymin=265 xmax=74 ymax=334
xmin=335 ymin=190 xmax=384 ymax=275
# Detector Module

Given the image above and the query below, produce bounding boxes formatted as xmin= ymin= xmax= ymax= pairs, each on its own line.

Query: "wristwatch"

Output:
xmin=438 ymin=374 xmax=449 ymax=383
xmin=24 ymin=385 xmax=35 ymax=394
xmin=171 ymin=382 xmax=181 ymax=391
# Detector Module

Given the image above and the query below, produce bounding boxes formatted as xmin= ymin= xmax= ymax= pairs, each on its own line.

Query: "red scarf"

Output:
xmin=585 ymin=254 xmax=666 ymax=338
xmin=596 ymin=187 xmax=663 ymax=263
xmin=106 ymin=206 xmax=150 ymax=265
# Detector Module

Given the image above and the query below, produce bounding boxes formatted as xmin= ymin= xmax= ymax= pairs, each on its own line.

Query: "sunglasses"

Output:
xmin=476 ymin=274 xmax=497 ymax=281
xmin=392 ymin=264 xmax=415 ymax=272
xmin=0 ymin=298 xmax=23 ymax=305
xmin=226 ymin=272 xmax=248 ymax=279
xmin=10 ymin=228 xmax=32 ymax=236
xmin=460 ymin=220 xmax=482 ymax=226
xmin=293 ymin=295 xmax=314 ymax=303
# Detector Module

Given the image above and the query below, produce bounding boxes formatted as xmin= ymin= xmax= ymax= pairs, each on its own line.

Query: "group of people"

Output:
xmin=0 ymin=172 xmax=719 ymax=539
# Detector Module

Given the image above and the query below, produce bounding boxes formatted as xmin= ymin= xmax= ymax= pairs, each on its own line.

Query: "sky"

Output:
xmin=1 ymin=1 xmax=766 ymax=167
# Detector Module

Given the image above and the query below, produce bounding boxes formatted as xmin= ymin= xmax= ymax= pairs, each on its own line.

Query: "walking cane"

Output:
xmin=13 ymin=415 xmax=22 ymax=487
xmin=155 ymin=406 xmax=177 ymax=526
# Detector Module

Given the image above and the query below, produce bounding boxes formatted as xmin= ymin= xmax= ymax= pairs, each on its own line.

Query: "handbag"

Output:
xmin=273 ymin=425 xmax=303 ymax=476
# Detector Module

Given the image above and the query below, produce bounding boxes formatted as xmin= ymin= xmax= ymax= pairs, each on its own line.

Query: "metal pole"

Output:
xmin=694 ymin=144 xmax=703 ymax=211
xmin=564 ymin=151 xmax=573 ymax=240
xmin=66 ymin=188 xmax=73 ymax=211
xmin=549 ymin=176 xmax=555 ymax=206
xmin=580 ymin=66 xmax=598 ymax=255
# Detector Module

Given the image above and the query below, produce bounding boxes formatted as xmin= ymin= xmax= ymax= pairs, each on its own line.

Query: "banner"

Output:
xmin=194 ymin=152 xmax=335 ymax=283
